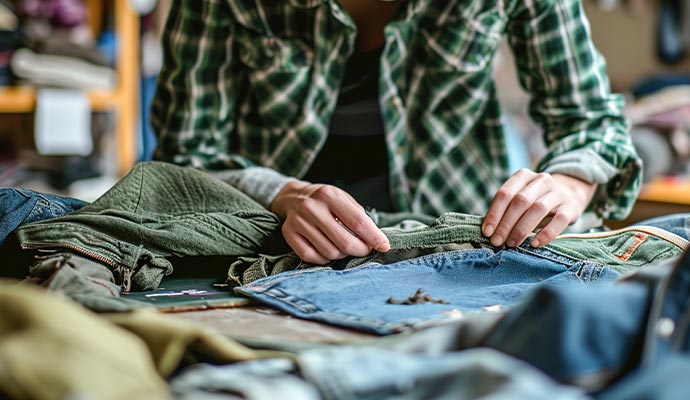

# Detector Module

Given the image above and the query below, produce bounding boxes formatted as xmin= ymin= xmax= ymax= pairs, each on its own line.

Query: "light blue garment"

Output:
xmin=297 ymin=347 xmax=588 ymax=400
xmin=170 ymin=359 xmax=321 ymax=400
xmin=596 ymin=355 xmax=690 ymax=400
xmin=169 ymin=349 xmax=588 ymax=400
xmin=236 ymin=246 xmax=619 ymax=335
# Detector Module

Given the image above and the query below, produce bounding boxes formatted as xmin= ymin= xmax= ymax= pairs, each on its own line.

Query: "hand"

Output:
xmin=270 ymin=181 xmax=391 ymax=264
xmin=481 ymin=169 xmax=597 ymax=248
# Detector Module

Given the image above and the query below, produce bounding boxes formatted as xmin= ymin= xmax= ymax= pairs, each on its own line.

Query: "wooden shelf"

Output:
xmin=638 ymin=177 xmax=690 ymax=205
xmin=0 ymin=0 xmax=139 ymax=177
xmin=0 ymin=86 xmax=120 ymax=112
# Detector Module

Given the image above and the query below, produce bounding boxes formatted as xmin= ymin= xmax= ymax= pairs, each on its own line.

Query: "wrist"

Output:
xmin=552 ymin=173 xmax=597 ymax=207
xmin=270 ymin=180 xmax=310 ymax=219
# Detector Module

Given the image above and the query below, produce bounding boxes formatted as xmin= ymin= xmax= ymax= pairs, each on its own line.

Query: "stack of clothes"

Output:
xmin=0 ymin=0 xmax=18 ymax=86
xmin=2 ymin=161 xmax=690 ymax=398
xmin=9 ymin=0 xmax=116 ymax=90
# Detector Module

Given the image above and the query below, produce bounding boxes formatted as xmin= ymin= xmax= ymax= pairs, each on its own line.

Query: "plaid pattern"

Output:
xmin=151 ymin=0 xmax=641 ymax=219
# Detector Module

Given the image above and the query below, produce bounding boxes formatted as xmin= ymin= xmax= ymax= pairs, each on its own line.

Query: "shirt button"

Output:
xmin=656 ymin=317 xmax=675 ymax=339
xmin=391 ymin=97 xmax=402 ymax=107
xmin=397 ymin=146 xmax=404 ymax=154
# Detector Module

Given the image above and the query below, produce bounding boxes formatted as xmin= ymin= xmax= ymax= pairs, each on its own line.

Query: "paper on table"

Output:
xmin=34 ymin=89 xmax=92 ymax=156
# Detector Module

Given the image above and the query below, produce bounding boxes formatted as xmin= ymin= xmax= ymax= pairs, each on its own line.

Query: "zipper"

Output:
xmin=21 ymin=242 xmax=133 ymax=293
xmin=556 ymin=225 xmax=690 ymax=251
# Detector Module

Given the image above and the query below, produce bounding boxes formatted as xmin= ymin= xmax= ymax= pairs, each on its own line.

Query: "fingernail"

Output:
xmin=483 ymin=224 xmax=494 ymax=237
xmin=378 ymin=241 xmax=391 ymax=252
xmin=490 ymin=235 xmax=503 ymax=247
xmin=506 ymin=239 xmax=516 ymax=247
xmin=531 ymin=239 xmax=541 ymax=248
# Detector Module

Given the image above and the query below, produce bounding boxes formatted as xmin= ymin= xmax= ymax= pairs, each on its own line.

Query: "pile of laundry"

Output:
xmin=1 ymin=161 xmax=690 ymax=399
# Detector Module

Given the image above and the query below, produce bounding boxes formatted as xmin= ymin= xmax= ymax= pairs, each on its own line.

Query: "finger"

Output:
xmin=505 ymin=193 xmax=561 ymax=247
xmin=333 ymin=208 xmax=390 ymax=253
xmin=293 ymin=216 xmax=350 ymax=260
xmin=282 ymin=227 xmax=329 ymax=265
xmin=316 ymin=189 xmax=390 ymax=252
xmin=322 ymin=216 xmax=373 ymax=257
xmin=531 ymin=207 xmax=577 ymax=248
xmin=483 ymin=169 xmax=536 ymax=238
xmin=297 ymin=188 xmax=375 ymax=256
xmin=490 ymin=174 xmax=551 ymax=247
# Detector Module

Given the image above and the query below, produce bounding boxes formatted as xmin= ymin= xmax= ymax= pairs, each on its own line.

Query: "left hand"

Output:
xmin=481 ymin=169 xmax=597 ymax=248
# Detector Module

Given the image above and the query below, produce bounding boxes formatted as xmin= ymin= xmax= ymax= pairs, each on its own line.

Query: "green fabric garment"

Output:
xmin=0 ymin=284 xmax=168 ymax=400
xmin=15 ymin=161 xmax=281 ymax=291
xmin=152 ymin=0 xmax=642 ymax=219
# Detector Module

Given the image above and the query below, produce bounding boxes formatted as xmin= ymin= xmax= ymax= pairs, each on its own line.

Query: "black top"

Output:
xmin=303 ymin=46 xmax=393 ymax=211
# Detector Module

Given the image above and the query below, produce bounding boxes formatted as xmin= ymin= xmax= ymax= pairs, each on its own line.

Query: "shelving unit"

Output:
xmin=0 ymin=0 xmax=140 ymax=177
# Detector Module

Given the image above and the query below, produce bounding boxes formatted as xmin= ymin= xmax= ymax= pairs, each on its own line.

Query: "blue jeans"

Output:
xmin=484 ymin=281 xmax=650 ymax=390
xmin=236 ymin=246 xmax=620 ymax=335
xmin=484 ymin=241 xmax=690 ymax=393
xmin=636 ymin=213 xmax=690 ymax=240
xmin=0 ymin=188 xmax=87 ymax=245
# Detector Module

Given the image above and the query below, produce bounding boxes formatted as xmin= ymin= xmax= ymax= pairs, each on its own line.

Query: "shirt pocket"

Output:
xmin=235 ymin=31 xmax=315 ymax=128
xmin=414 ymin=4 xmax=503 ymax=73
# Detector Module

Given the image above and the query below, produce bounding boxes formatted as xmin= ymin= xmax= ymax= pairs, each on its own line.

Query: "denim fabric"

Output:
xmin=15 ymin=162 xmax=280 ymax=291
xmin=297 ymin=347 xmax=588 ymax=400
xmin=236 ymin=220 xmax=686 ymax=334
xmin=484 ymin=283 xmax=650 ymax=390
xmin=0 ymin=188 xmax=86 ymax=245
xmin=483 ymin=246 xmax=690 ymax=393
xmin=236 ymin=246 xmax=620 ymax=335
xmin=596 ymin=355 xmax=690 ymax=400
xmin=170 ymin=359 xmax=321 ymax=400
xmin=169 ymin=349 xmax=587 ymax=400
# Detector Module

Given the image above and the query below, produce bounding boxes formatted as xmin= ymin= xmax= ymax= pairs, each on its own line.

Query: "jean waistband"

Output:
xmin=381 ymin=213 xmax=686 ymax=271
xmin=556 ymin=225 xmax=689 ymax=251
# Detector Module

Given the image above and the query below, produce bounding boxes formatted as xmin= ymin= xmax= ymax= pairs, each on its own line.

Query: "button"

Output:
xmin=655 ymin=317 xmax=675 ymax=339
xmin=391 ymin=97 xmax=402 ymax=107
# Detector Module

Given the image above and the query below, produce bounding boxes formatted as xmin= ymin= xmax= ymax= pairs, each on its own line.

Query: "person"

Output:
xmin=151 ymin=0 xmax=642 ymax=265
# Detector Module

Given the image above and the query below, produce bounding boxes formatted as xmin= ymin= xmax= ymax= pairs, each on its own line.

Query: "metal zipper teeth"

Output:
xmin=21 ymin=242 xmax=135 ymax=293
xmin=556 ymin=225 xmax=690 ymax=250
xmin=21 ymin=242 xmax=117 ymax=267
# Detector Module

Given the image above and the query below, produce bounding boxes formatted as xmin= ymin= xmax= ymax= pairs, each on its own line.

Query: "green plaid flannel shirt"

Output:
xmin=151 ymin=0 xmax=642 ymax=219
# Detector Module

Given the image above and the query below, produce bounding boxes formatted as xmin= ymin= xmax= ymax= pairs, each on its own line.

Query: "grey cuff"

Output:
xmin=207 ymin=167 xmax=299 ymax=210
xmin=541 ymin=149 xmax=618 ymax=184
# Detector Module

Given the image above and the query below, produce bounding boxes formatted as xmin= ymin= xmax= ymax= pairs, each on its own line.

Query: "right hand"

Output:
xmin=270 ymin=181 xmax=391 ymax=264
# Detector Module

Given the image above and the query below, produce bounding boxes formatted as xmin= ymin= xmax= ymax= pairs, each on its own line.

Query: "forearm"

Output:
xmin=507 ymin=0 xmax=642 ymax=219
xmin=208 ymin=167 xmax=299 ymax=210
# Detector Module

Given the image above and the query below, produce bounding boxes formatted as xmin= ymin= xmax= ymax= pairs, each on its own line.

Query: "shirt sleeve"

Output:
xmin=150 ymin=0 xmax=253 ymax=170
xmin=208 ymin=167 xmax=298 ymax=210
xmin=506 ymin=0 xmax=643 ymax=220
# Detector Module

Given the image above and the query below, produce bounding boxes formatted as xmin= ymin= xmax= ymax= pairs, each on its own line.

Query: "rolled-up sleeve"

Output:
xmin=506 ymin=0 xmax=642 ymax=220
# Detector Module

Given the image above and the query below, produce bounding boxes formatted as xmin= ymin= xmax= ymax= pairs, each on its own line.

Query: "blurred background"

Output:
xmin=0 ymin=0 xmax=688 ymax=226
